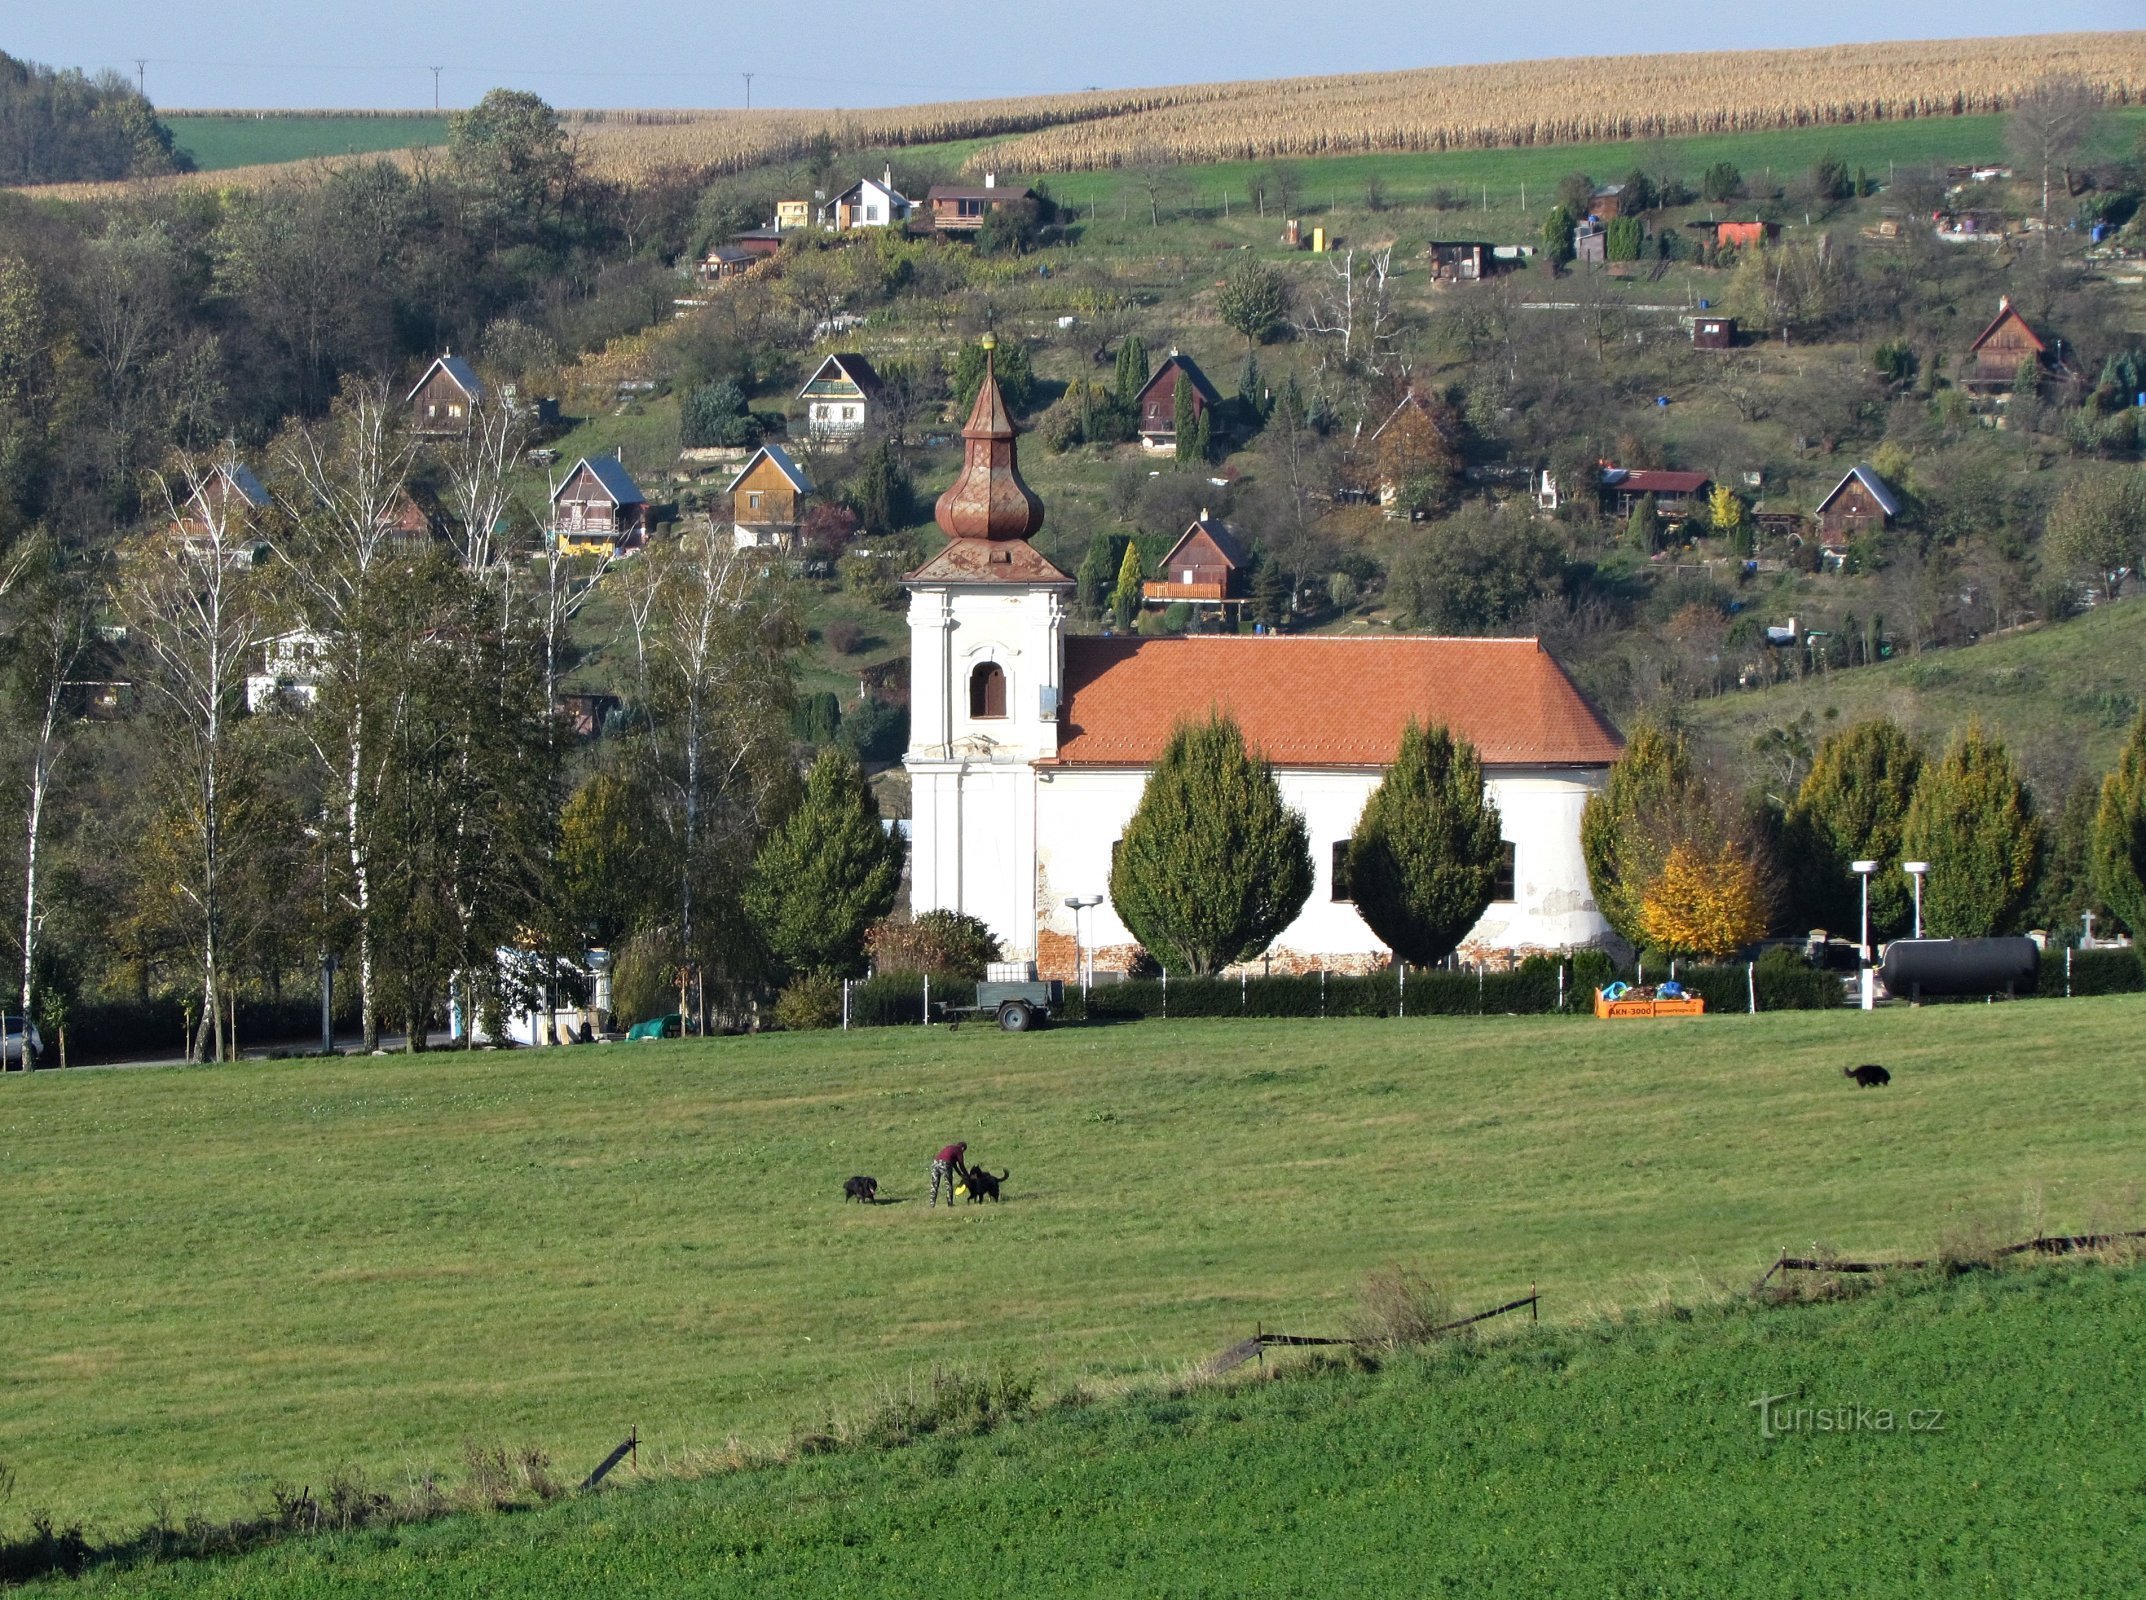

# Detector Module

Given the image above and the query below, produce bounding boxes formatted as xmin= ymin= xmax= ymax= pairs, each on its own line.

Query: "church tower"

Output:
xmin=902 ymin=337 xmax=1073 ymax=961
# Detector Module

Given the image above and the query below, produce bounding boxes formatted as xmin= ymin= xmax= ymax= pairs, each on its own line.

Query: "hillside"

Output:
xmin=1682 ymin=598 xmax=2146 ymax=798
xmin=13 ymin=1259 xmax=2143 ymax=1594
xmin=14 ymin=31 xmax=2145 ymax=199
xmin=4 ymin=1000 xmax=2144 ymax=1529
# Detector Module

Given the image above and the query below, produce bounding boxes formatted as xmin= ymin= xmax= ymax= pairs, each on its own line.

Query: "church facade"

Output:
xmin=904 ymin=344 xmax=1623 ymax=976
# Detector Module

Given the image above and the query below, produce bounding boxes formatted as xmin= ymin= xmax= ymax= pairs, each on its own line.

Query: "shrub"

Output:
xmin=1347 ymin=1263 xmax=1453 ymax=1350
xmin=866 ymin=909 xmax=1002 ymax=980
xmin=825 ymin=620 xmax=865 ymax=655
xmin=774 ymin=971 xmax=843 ymax=1031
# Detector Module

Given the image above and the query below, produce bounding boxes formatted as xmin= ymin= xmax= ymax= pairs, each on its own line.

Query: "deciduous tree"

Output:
xmin=1639 ymin=840 xmax=1768 ymax=960
xmin=1580 ymin=719 xmax=1707 ymax=951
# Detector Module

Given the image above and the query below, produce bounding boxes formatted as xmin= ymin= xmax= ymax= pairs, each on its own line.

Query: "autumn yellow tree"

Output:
xmin=1639 ymin=840 xmax=1769 ymax=960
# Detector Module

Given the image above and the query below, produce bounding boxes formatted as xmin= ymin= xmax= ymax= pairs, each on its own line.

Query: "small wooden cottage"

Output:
xmin=1691 ymin=314 xmax=1736 ymax=349
xmin=175 ymin=462 xmax=270 ymax=537
xmin=774 ymin=199 xmax=811 ymax=231
xmin=1814 ymin=465 xmax=1900 ymax=547
xmin=1601 ymin=468 xmax=1710 ymax=520
xmin=1573 ymin=217 xmax=1608 ymax=264
xmin=798 ymin=353 xmax=885 ymax=438
xmin=406 ymin=353 xmax=485 ymax=438
xmin=549 ymin=455 xmax=650 ymax=549
xmin=1425 ymin=240 xmax=1508 ymax=283
xmin=1143 ymin=513 xmax=1249 ymax=614
xmin=727 ymin=445 xmax=814 ymax=550
xmin=1133 ymin=351 xmax=1222 ymax=450
xmin=1587 ymin=184 xmax=1625 ymax=220
xmin=696 ymin=245 xmax=756 ymax=284
xmin=924 ymin=175 xmax=1036 ymax=232
xmin=1962 ymin=296 xmax=2048 ymax=394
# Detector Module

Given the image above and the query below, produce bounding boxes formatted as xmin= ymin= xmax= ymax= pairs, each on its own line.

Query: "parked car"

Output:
xmin=3 ymin=1016 xmax=44 ymax=1068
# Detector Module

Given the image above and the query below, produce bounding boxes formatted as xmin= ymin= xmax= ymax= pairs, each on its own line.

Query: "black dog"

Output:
xmin=843 ymin=1175 xmax=879 ymax=1204
xmin=964 ymin=1168 xmax=1008 ymax=1203
xmin=1844 ymin=1064 xmax=1891 ymax=1089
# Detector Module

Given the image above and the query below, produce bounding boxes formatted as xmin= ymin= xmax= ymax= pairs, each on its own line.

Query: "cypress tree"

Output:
xmin=1110 ymin=540 xmax=1144 ymax=629
xmin=2090 ymin=711 xmax=2146 ymax=952
xmin=1110 ymin=712 xmax=1313 ymax=975
xmin=1900 ymin=722 xmax=2041 ymax=937
xmin=1173 ymin=372 xmax=1200 ymax=464
xmin=1114 ymin=335 xmax=1149 ymax=409
xmin=1580 ymin=718 xmax=1706 ymax=950
xmin=1075 ymin=531 xmax=1119 ymax=617
xmin=1347 ymin=722 xmax=1506 ymax=966
xmin=1784 ymin=718 xmax=1924 ymax=937
xmin=743 ymin=747 xmax=904 ymax=977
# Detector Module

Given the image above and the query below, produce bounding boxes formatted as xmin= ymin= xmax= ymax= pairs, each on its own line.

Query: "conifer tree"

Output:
xmin=1113 ymin=334 xmax=1149 ymax=409
xmin=2090 ymin=711 xmax=2146 ymax=951
xmin=1173 ymin=372 xmax=1200 ymax=464
xmin=1075 ymin=532 xmax=1119 ymax=617
xmin=1784 ymin=718 xmax=1924 ymax=937
xmin=1346 ymin=722 xmax=1505 ymax=966
xmin=1110 ymin=713 xmax=1312 ymax=975
xmin=1900 ymin=722 xmax=2041 ymax=937
xmin=1110 ymin=540 xmax=1144 ymax=629
xmin=744 ymin=747 xmax=903 ymax=976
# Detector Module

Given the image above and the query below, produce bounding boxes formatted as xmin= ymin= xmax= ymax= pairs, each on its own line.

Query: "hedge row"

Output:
xmin=66 ymin=994 xmax=361 ymax=1063
xmin=2033 ymin=947 xmax=2145 ymax=999
xmin=832 ymin=956 xmax=1843 ymax=1029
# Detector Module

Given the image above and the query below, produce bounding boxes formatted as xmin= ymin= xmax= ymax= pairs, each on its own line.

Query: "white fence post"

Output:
xmin=1321 ymin=968 xmax=1327 ymax=1018
xmin=1162 ymin=969 xmax=1168 ymax=1019
xmin=1558 ymin=962 xmax=1567 ymax=1012
xmin=1241 ymin=970 xmax=1248 ymax=1013
xmin=842 ymin=979 xmax=850 ymax=1031
xmin=1747 ymin=961 xmax=1757 ymax=1014
xmin=2066 ymin=946 xmax=2073 ymax=998
xmin=1398 ymin=961 xmax=1406 ymax=1018
xmin=923 ymin=973 xmax=930 ymax=1025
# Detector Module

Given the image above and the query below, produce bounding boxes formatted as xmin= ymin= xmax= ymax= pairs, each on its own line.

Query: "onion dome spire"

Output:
xmin=933 ymin=334 xmax=1044 ymax=542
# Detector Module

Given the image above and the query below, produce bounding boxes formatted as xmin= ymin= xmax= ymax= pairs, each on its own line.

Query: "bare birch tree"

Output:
xmin=129 ymin=451 xmax=273 ymax=1063
xmin=273 ymin=379 xmax=415 ymax=1051
xmin=440 ymin=393 xmax=529 ymax=573
xmin=8 ymin=543 xmax=90 ymax=1067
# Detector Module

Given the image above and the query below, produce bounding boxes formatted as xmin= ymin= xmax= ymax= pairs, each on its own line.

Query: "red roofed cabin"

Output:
xmin=1143 ymin=513 xmax=1249 ymax=612
xmin=1962 ymin=296 xmax=2048 ymax=395
xmin=925 ymin=174 xmax=1036 ymax=231
xmin=1600 ymin=468 xmax=1710 ymax=520
xmin=1134 ymin=352 xmax=1222 ymax=451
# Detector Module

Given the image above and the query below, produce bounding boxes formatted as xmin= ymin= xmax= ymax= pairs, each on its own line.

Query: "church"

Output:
xmin=903 ymin=343 xmax=1623 ymax=978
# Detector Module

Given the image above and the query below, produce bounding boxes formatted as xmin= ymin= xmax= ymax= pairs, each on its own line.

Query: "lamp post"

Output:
xmin=1851 ymin=859 xmax=1878 ymax=1010
xmin=1063 ymin=895 xmax=1102 ymax=995
xmin=1902 ymin=861 xmax=1929 ymax=939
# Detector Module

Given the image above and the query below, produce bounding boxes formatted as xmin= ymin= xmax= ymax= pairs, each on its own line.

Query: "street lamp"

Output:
xmin=1063 ymin=895 xmax=1103 ymax=994
xmin=1851 ymin=859 xmax=1878 ymax=1011
xmin=1902 ymin=861 xmax=1929 ymax=940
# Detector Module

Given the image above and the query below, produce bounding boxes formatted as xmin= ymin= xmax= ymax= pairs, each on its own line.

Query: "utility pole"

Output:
xmin=742 ymin=72 xmax=754 ymax=109
xmin=135 ymin=58 xmax=147 ymax=97
xmin=429 ymin=66 xmax=443 ymax=112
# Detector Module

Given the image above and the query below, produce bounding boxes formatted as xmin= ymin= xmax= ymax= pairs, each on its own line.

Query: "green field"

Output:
xmin=929 ymin=109 xmax=2146 ymax=211
xmin=163 ymin=115 xmax=448 ymax=171
xmin=5 ymin=999 xmax=2145 ymax=1533
xmin=1684 ymin=597 xmax=2146 ymax=797
xmin=18 ymin=1259 xmax=2143 ymax=1595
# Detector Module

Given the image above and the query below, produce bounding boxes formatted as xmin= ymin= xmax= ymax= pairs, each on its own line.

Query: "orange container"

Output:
xmin=1594 ymin=990 xmax=1707 ymax=1020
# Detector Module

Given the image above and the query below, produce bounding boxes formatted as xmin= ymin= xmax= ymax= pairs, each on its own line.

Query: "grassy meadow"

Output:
xmin=1683 ymin=597 xmax=2146 ymax=797
xmin=5 ymin=999 xmax=2145 ymax=1531
xmin=17 ymin=1259 xmax=2144 ymax=1596
xmin=163 ymin=115 xmax=448 ymax=172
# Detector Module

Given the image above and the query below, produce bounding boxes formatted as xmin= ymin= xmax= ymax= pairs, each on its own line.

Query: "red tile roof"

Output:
xmin=1050 ymin=636 xmax=1623 ymax=768
xmin=1605 ymin=469 xmax=1710 ymax=495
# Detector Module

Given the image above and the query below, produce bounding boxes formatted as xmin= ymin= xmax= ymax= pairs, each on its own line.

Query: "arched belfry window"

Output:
xmin=969 ymin=661 xmax=1007 ymax=719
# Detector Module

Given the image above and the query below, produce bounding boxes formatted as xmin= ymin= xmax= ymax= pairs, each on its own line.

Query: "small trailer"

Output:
xmin=941 ymin=964 xmax=1063 ymax=1031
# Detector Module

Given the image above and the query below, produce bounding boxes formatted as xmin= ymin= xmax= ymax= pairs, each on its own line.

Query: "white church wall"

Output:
xmin=1030 ymin=764 xmax=1612 ymax=973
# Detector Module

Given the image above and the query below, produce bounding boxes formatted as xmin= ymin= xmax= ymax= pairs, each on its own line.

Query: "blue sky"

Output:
xmin=16 ymin=2 xmax=2142 ymax=109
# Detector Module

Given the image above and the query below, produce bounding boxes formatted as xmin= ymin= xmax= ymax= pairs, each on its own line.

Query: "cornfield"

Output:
xmin=15 ymin=30 xmax=2144 ymax=203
